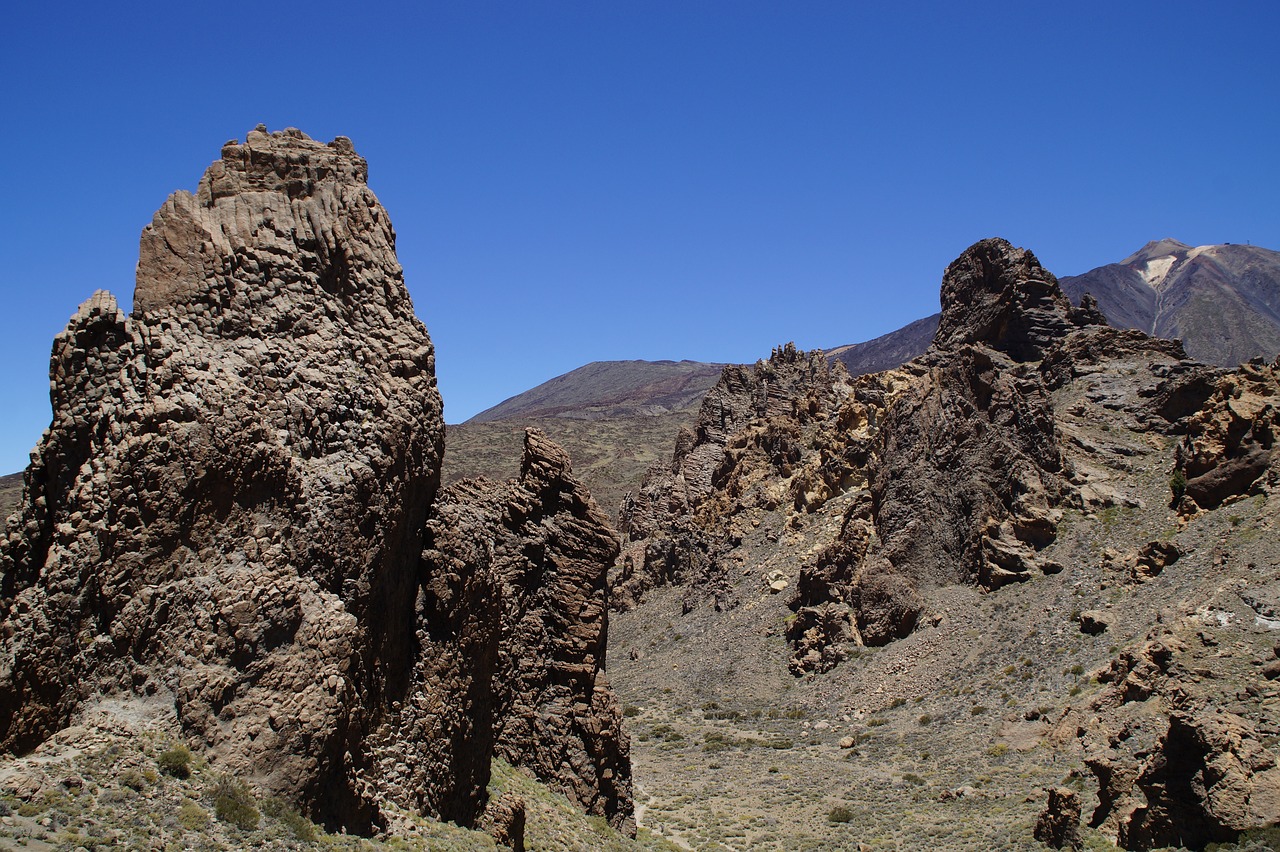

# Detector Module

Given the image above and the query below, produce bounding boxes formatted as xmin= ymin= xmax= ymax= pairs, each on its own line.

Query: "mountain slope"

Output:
xmin=1061 ymin=239 xmax=1280 ymax=366
xmin=0 ymin=473 xmax=20 ymax=523
xmin=466 ymin=360 xmax=725 ymax=423
xmin=826 ymin=313 xmax=940 ymax=377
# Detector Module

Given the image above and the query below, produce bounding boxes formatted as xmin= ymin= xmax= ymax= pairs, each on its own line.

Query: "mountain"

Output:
xmin=826 ymin=312 xmax=940 ymax=377
xmin=1060 ymin=239 xmax=1280 ymax=367
xmin=447 ymin=360 xmax=725 ymax=525
xmin=0 ymin=473 xmax=20 ymax=523
xmin=465 ymin=359 xmax=725 ymax=423
xmin=826 ymin=240 xmax=1280 ymax=383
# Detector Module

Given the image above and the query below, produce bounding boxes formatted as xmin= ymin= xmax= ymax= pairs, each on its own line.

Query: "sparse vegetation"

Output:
xmin=827 ymin=805 xmax=854 ymax=823
xmin=158 ymin=743 xmax=192 ymax=778
xmin=211 ymin=775 xmax=259 ymax=831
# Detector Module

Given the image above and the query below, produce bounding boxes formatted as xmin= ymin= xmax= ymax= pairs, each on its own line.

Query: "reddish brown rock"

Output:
xmin=1173 ymin=357 xmax=1280 ymax=510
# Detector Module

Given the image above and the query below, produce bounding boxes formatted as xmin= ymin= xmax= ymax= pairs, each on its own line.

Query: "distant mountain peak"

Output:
xmin=1121 ymin=238 xmax=1193 ymax=267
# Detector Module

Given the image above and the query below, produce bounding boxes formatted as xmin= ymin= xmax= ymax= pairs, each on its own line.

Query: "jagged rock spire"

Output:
xmin=932 ymin=237 xmax=1104 ymax=361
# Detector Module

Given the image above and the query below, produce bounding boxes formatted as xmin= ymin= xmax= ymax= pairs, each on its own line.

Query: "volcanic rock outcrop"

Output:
xmin=423 ymin=429 xmax=633 ymax=831
xmin=0 ymin=127 xmax=630 ymax=834
xmin=614 ymin=344 xmax=853 ymax=611
xmin=1057 ymin=628 xmax=1280 ymax=850
xmin=617 ymin=239 xmax=1102 ymax=671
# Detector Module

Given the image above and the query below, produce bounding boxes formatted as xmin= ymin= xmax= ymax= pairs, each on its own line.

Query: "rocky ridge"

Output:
xmin=0 ymin=128 xmax=630 ymax=840
xmin=609 ymin=237 xmax=1280 ymax=849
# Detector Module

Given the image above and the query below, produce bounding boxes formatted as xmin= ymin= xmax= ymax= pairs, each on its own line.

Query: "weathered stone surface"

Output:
xmin=932 ymin=237 xmax=1101 ymax=362
xmin=1116 ymin=710 xmax=1280 ymax=850
xmin=616 ymin=240 xmax=1091 ymax=672
xmin=1064 ymin=630 xmax=1280 ymax=850
xmin=614 ymin=343 xmax=851 ymax=611
xmin=479 ymin=791 xmax=527 ymax=852
xmin=1034 ymin=787 xmax=1082 ymax=850
xmin=1172 ymin=356 xmax=1279 ymax=510
xmin=787 ymin=240 xmax=1085 ymax=670
xmin=423 ymin=429 xmax=634 ymax=832
xmin=0 ymin=127 xmax=443 ymax=829
xmin=0 ymin=128 xmax=633 ymax=836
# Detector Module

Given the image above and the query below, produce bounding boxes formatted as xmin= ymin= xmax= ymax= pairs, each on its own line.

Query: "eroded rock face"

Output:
xmin=787 ymin=240 xmax=1089 ymax=671
xmin=0 ymin=128 xmax=633 ymax=835
xmin=618 ymin=240 xmax=1097 ymax=673
xmin=1173 ymin=356 xmax=1279 ymax=511
xmin=1064 ymin=629 xmax=1280 ymax=850
xmin=1034 ymin=787 xmax=1083 ymax=850
xmin=932 ymin=237 xmax=1099 ymax=361
xmin=614 ymin=344 xmax=851 ymax=611
xmin=0 ymin=127 xmax=442 ymax=828
xmin=424 ymin=429 xmax=634 ymax=832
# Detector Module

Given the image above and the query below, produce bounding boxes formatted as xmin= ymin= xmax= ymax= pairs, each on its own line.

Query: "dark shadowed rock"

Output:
xmin=423 ymin=429 xmax=634 ymax=832
xmin=932 ymin=238 xmax=1101 ymax=361
xmin=1034 ymin=787 xmax=1082 ymax=850
xmin=1171 ymin=356 xmax=1279 ymax=511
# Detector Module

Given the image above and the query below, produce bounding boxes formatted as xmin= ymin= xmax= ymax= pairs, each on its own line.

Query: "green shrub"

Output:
xmin=211 ymin=775 xmax=259 ymax=831
xmin=917 ymin=714 xmax=933 ymax=726
xmin=1169 ymin=468 xmax=1187 ymax=503
xmin=158 ymin=744 xmax=192 ymax=779
xmin=120 ymin=768 xmax=146 ymax=791
xmin=827 ymin=805 xmax=854 ymax=823
xmin=178 ymin=799 xmax=210 ymax=830
xmin=622 ymin=705 xmax=640 ymax=718
xmin=262 ymin=797 xmax=317 ymax=841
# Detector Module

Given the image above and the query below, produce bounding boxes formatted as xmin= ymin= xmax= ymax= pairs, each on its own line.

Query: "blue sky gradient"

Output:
xmin=2 ymin=1 xmax=1278 ymax=473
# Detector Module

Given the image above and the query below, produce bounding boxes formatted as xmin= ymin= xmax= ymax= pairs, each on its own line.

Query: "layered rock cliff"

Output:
xmin=0 ymin=127 xmax=631 ymax=835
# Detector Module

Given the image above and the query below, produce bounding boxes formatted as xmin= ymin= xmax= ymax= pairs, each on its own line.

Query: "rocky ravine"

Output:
xmin=0 ymin=128 xmax=630 ymax=839
xmin=609 ymin=238 xmax=1280 ymax=850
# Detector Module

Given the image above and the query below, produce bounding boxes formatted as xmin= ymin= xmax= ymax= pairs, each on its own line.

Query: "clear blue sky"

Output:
xmin=2 ymin=2 xmax=1278 ymax=474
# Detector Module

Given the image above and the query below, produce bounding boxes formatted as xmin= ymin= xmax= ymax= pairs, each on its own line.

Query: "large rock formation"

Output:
xmin=0 ymin=127 xmax=631 ymax=834
xmin=423 ymin=429 xmax=633 ymax=831
xmin=785 ymin=241 xmax=1098 ymax=670
xmin=616 ymin=240 xmax=1100 ymax=671
xmin=614 ymin=344 xmax=852 ymax=611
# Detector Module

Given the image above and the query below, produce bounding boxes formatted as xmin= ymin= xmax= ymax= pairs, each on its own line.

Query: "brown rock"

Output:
xmin=0 ymin=128 xmax=443 ymax=830
xmin=1033 ymin=787 xmax=1082 ymax=850
xmin=1173 ymin=357 xmax=1280 ymax=510
xmin=422 ymin=429 xmax=634 ymax=832
xmin=1079 ymin=611 xmax=1110 ymax=635
xmin=480 ymin=792 xmax=526 ymax=852
xmin=932 ymin=237 xmax=1102 ymax=362
xmin=1115 ymin=710 xmax=1280 ymax=849
xmin=0 ymin=129 xmax=633 ymax=835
